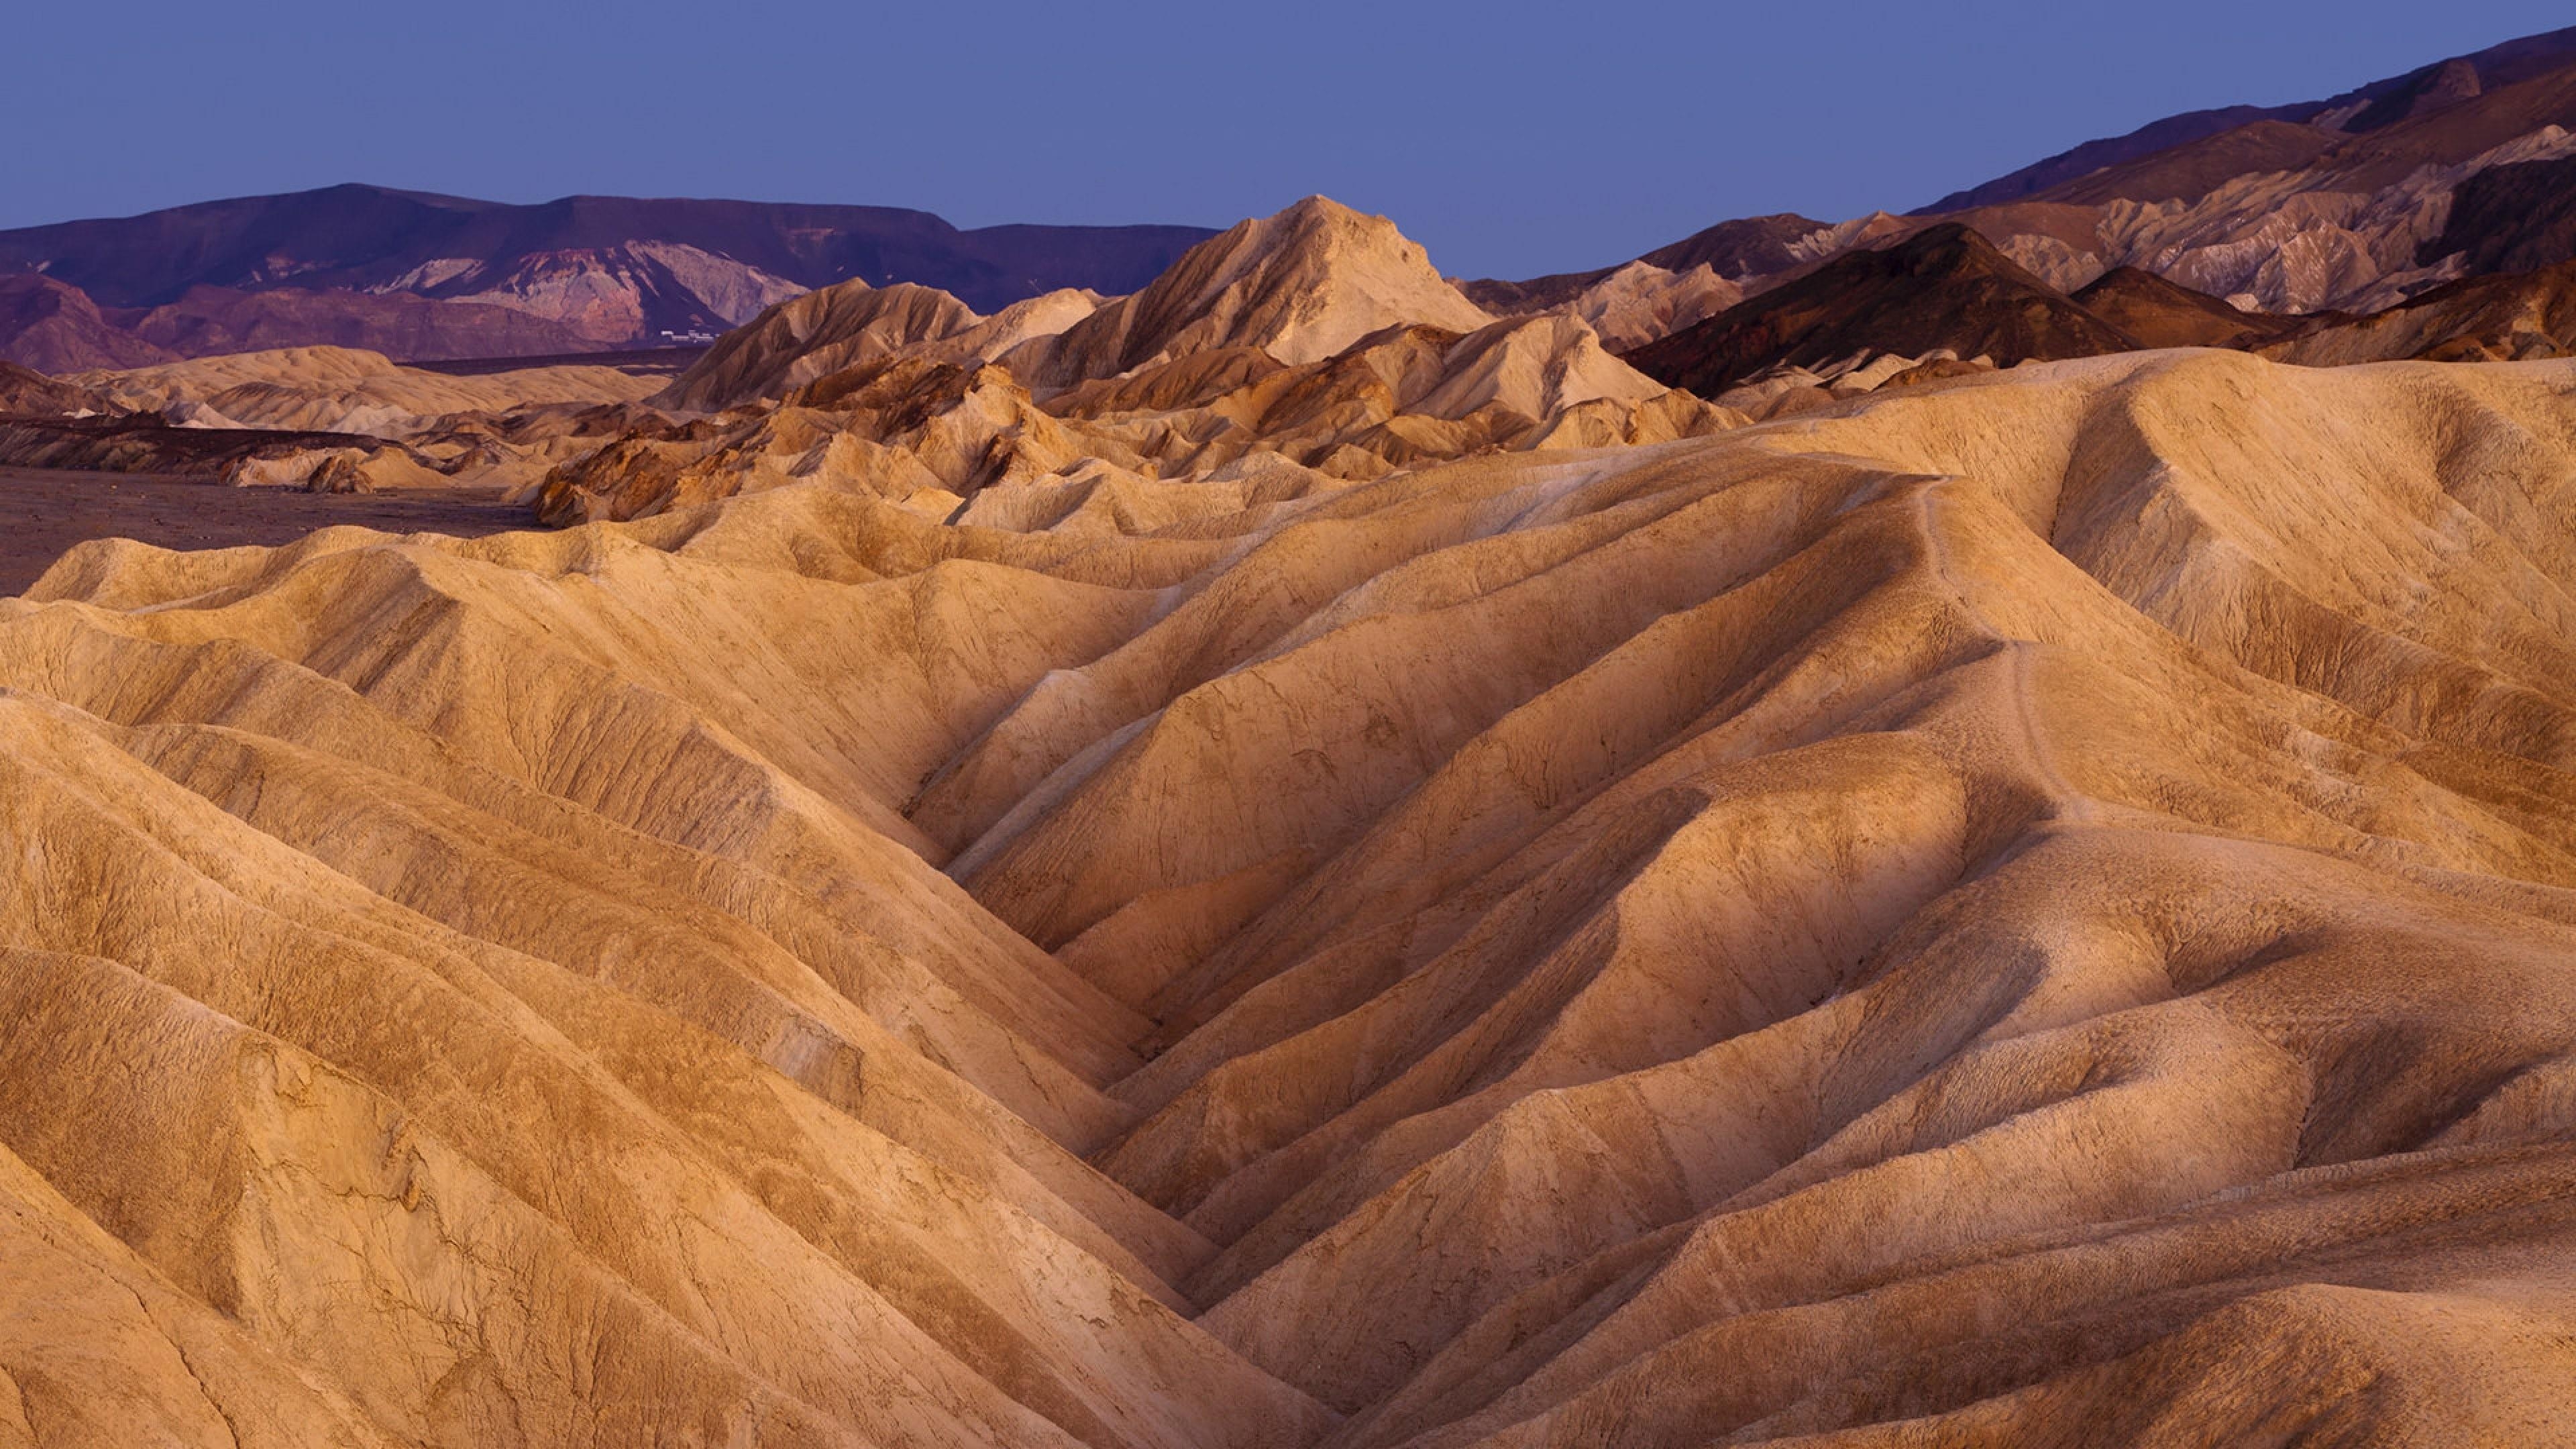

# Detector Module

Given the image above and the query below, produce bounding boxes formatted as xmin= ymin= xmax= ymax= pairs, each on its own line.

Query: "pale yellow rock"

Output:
xmin=1562 ymin=261 xmax=1741 ymax=351
xmin=77 ymin=345 xmax=659 ymax=437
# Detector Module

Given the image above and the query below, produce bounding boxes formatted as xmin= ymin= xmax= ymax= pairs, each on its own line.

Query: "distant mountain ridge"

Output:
xmin=14 ymin=29 xmax=2576 ymax=377
xmin=1463 ymin=25 xmax=2576 ymax=335
xmin=1919 ymin=25 xmax=2576 ymax=212
xmin=0 ymin=184 xmax=1216 ymax=365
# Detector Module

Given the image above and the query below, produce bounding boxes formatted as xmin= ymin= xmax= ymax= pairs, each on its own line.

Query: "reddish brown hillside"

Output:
xmin=1624 ymin=224 xmax=2140 ymax=394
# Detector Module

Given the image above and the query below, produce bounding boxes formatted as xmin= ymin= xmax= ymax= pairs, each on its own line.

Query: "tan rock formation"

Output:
xmin=1562 ymin=261 xmax=1741 ymax=351
xmin=539 ymin=311 xmax=1731 ymax=525
xmin=658 ymin=280 xmax=975 ymax=411
xmin=657 ymin=282 xmax=1110 ymax=414
xmin=1012 ymin=197 xmax=1496 ymax=387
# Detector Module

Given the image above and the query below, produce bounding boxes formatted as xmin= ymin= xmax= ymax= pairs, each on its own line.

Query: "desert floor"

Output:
xmin=0 ymin=468 xmax=527 ymax=594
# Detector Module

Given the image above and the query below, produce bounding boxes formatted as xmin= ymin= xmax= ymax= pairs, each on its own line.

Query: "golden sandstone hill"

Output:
xmin=5 ymin=328 xmax=2576 ymax=1444
xmin=10 ymin=174 xmax=2576 ymax=1449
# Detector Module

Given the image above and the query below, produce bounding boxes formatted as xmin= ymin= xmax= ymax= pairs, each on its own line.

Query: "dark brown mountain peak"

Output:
xmin=1868 ymin=222 xmax=2028 ymax=280
xmin=1623 ymin=223 xmax=2140 ymax=396
xmin=2072 ymin=266 xmax=2296 ymax=350
xmin=2347 ymin=55 xmax=2485 ymax=132
xmin=0 ymin=274 xmax=176 ymax=372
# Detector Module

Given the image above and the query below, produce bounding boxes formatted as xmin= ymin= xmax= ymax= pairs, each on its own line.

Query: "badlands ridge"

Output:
xmin=2 ymin=193 xmax=2576 ymax=1447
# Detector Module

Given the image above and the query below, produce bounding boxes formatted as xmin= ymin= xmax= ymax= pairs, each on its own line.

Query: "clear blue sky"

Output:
xmin=3 ymin=1 xmax=2565 ymax=278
